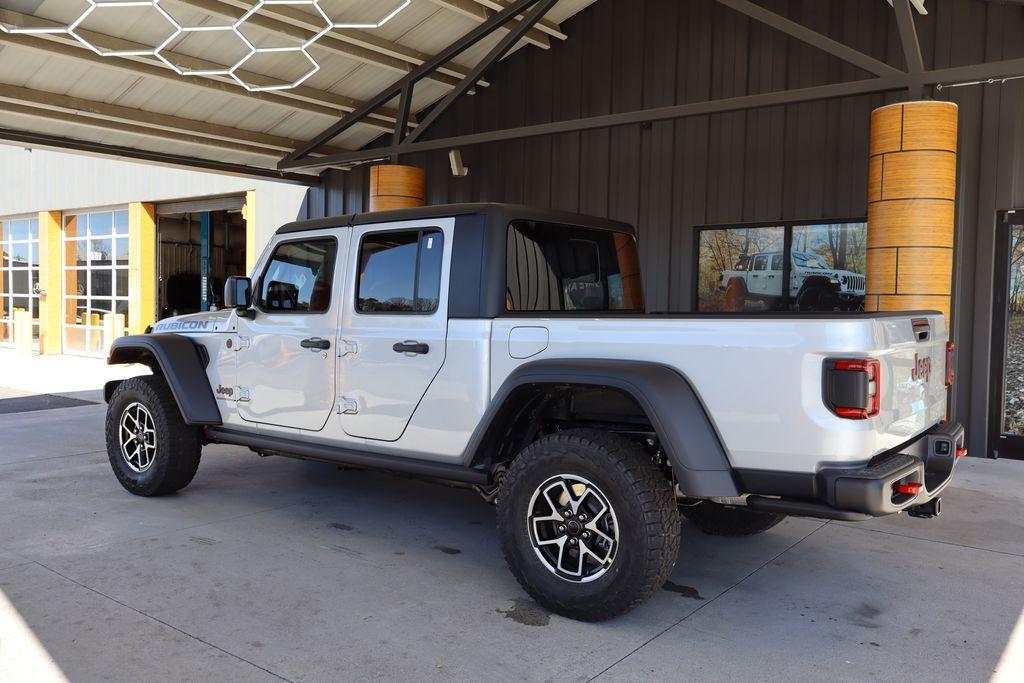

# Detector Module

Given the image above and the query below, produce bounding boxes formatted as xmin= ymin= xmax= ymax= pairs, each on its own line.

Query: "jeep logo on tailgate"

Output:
xmin=912 ymin=354 xmax=932 ymax=383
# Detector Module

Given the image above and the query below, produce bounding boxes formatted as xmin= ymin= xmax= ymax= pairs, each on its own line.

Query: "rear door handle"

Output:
xmin=301 ymin=337 xmax=331 ymax=350
xmin=393 ymin=341 xmax=429 ymax=355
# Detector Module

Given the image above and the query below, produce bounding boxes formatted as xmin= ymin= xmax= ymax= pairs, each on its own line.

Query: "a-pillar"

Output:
xmin=865 ymin=100 xmax=958 ymax=323
xmin=369 ymin=165 xmax=425 ymax=212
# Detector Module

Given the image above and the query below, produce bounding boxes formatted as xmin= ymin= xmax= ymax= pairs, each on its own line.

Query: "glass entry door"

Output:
xmin=0 ymin=216 xmax=40 ymax=348
xmin=990 ymin=211 xmax=1024 ymax=459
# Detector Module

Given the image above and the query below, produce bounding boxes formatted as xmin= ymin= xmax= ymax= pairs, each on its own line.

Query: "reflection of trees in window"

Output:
xmin=1009 ymin=226 xmax=1024 ymax=314
xmin=792 ymin=224 xmax=866 ymax=275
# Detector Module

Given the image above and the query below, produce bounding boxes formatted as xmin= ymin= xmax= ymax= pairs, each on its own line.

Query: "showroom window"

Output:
xmin=0 ymin=216 xmax=40 ymax=346
xmin=695 ymin=221 xmax=867 ymax=313
xmin=63 ymin=209 xmax=129 ymax=356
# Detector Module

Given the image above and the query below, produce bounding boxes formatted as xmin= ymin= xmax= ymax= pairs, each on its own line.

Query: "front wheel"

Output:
xmin=105 ymin=375 xmax=202 ymax=496
xmin=497 ymin=429 xmax=680 ymax=622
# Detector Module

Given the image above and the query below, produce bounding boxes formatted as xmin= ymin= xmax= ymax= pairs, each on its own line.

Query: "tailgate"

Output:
xmin=875 ymin=313 xmax=949 ymax=437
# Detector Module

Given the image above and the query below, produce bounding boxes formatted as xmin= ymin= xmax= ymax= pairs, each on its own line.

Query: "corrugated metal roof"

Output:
xmin=0 ymin=0 xmax=597 ymax=178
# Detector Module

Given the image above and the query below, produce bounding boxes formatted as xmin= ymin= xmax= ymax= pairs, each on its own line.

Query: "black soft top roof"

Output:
xmin=276 ymin=203 xmax=635 ymax=236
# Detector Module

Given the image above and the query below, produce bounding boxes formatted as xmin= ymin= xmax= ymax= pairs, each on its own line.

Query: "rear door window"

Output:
xmin=356 ymin=229 xmax=444 ymax=313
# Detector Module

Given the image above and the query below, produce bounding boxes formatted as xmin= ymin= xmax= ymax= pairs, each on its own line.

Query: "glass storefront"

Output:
xmin=63 ymin=209 xmax=129 ymax=356
xmin=696 ymin=221 xmax=867 ymax=313
xmin=0 ymin=216 xmax=40 ymax=346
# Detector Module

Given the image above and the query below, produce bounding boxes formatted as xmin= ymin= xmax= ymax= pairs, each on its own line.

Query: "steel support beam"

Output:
xmin=279 ymin=53 xmax=1024 ymax=171
xmin=405 ymin=0 xmax=559 ymax=145
xmin=715 ymin=0 xmax=903 ymax=78
xmin=0 ymin=127 xmax=319 ymax=185
xmin=280 ymin=0 xmax=546 ymax=167
xmin=893 ymin=0 xmax=926 ymax=97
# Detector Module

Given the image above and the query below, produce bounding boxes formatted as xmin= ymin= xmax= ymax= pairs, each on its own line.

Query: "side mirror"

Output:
xmin=225 ymin=277 xmax=254 ymax=318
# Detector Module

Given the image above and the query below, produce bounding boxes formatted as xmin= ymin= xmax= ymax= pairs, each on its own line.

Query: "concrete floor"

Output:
xmin=0 ymin=397 xmax=1022 ymax=682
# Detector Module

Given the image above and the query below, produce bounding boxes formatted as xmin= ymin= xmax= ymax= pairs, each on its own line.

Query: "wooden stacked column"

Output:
xmin=369 ymin=165 xmax=425 ymax=212
xmin=865 ymin=101 xmax=958 ymax=322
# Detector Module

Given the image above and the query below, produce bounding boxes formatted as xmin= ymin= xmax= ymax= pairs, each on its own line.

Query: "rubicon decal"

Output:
xmin=912 ymin=354 xmax=932 ymax=383
xmin=154 ymin=320 xmax=216 ymax=332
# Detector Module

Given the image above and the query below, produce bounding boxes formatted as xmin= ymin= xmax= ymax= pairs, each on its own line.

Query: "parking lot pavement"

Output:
xmin=0 ymin=400 xmax=1021 ymax=682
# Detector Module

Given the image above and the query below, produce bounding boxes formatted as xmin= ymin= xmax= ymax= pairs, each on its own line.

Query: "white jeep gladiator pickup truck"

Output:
xmin=722 ymin=249 xmax=867 ymax=310
xmin=104 ymin=203 xmax=963 ymax=621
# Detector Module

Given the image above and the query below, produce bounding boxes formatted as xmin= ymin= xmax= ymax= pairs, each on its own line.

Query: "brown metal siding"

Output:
xmin=305 ymin=0 xmax=1024 ymax=458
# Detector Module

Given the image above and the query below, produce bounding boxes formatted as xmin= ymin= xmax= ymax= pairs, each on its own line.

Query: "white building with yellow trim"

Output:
xmin=0 ymin=143 xmax=308 ymax=357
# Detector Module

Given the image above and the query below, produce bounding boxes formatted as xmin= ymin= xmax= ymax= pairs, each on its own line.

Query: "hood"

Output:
xmin=151 ymin=309 xmax=234 ymax=334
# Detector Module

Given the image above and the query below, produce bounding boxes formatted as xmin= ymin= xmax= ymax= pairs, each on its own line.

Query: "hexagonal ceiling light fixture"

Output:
xmin=155 ymin=24 xmax=256 ymax=78
xmin=68 ymin=0 xmax=182 ymax=58
xmin=227 ymin=0 xmax=333 ymax=92
xmin=0 ymin=0 xmax=413 ymax=92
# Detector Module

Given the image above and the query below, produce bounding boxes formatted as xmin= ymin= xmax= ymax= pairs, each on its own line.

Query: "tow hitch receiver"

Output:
xmin=907 ymin=497 xmax=941 ymax=519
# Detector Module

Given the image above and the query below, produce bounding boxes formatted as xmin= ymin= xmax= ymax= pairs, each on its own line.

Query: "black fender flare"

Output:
xmin=105 ymin=334 xmax=222 ymax=426
xmin=463 ymin=359 xmax=740 ymax=498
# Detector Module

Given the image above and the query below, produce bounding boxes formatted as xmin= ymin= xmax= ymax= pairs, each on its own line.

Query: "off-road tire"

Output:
xmin=680 ymin=501 xmax=785 ymax=536
xmin=797 ymin=285 xmax=837 ymax=312
xmin=497 ymin=429 xmax=680 ymax=622
xmin=105 ymin=375 xmax=201 ymax=496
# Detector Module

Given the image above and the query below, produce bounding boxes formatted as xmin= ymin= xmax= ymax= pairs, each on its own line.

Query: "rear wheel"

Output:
xmin=680 ymin=501 xmax=785 ymax=536
xmin=497 ymin=429 xmax=680 ymax=622
xmin=105 ymin=375 xmax=201 ymax=496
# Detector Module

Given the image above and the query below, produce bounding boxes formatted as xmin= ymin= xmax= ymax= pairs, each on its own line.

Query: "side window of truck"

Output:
xmin=506 ymin=221 xmax=644 ymax=312
xmin=356 ymin=229 xmax=443 ymax=313
xmin=256 ymin=238 xmax=337 ymax=313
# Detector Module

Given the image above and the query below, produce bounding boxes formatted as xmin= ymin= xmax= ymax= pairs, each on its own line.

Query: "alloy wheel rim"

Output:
xmin=119 ymin=402 xmax=157 ymax=473
xmin=526 ymin=474 xmax=619 ymax=583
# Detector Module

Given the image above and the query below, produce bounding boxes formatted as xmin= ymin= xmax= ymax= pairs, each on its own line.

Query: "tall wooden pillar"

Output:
xmin=865 ymin=101 xmax=958 ymax=323
xmin=369 ymin=165 xmax=425 ymax=212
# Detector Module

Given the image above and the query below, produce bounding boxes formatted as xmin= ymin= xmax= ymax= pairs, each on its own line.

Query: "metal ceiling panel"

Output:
xmin=0 ymin=0 xmax=591 ymax=174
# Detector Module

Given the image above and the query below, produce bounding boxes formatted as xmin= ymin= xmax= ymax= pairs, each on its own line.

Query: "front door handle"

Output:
xmin=301 ymin=337 xmax=331 ymax=350
xmin=393 ymin=341 xmax=429 ymax=355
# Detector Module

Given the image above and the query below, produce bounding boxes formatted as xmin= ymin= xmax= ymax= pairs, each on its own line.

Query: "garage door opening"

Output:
xmin=157 ymin=199 xmax=247 ymax=320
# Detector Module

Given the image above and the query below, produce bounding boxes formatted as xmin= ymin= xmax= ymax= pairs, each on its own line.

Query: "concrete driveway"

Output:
xmin=0 ymin=393 xmax=1021 ymax=682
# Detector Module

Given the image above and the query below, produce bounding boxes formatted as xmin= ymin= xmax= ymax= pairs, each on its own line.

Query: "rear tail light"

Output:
xmin=956 ymin=447 xmax=967 ymax=458
xmin=946 ymin=342 xmax=956 ymax=387
xmin=824 ymin=358 xmax=881 ymax=420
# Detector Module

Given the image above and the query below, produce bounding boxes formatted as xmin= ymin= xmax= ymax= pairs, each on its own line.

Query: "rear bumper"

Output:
xmin=739 ymin=421 xmax=965 ymax=521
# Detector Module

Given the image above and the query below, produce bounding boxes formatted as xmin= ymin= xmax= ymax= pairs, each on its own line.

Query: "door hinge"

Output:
xmin=234 ymin=336 xmax=251 ymax=351
xmin=337 ymin=397 xmax=359 ymax=415
xmin=340 ymin=339 xmax=359 ymax=356
xmin=235 ymin=386 xmax=251 ymax=403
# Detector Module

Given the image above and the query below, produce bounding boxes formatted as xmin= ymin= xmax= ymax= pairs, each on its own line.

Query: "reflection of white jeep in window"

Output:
xmin=721 ymin=250 xmax=866 ymax=311
xmin=102 ymin=204 xmax=960 ymax=622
